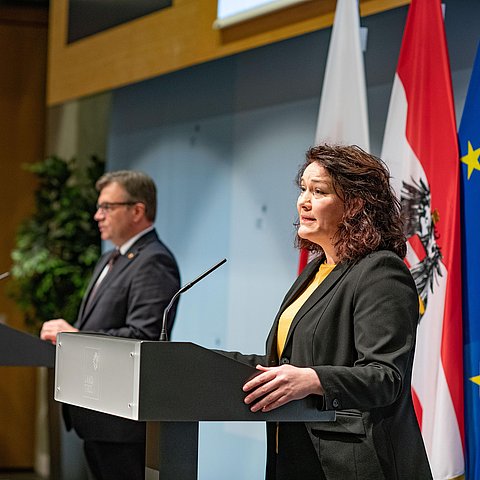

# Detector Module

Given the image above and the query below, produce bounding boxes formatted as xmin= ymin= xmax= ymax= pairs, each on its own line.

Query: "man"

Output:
xmin=41 ymin=170 xmax=181 ymax=480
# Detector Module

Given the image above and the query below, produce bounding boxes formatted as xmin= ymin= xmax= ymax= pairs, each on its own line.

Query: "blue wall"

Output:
xmin=108 ymin=62 xmax=317 ymax=480
xmin=105 ymin=3 xmax=478 ymax=478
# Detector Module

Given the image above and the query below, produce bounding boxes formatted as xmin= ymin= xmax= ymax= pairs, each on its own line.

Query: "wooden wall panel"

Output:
xmin=47 ymin=0 xmax=409 ymax=105
xmin=0 ymin=5 xmax=48 ymax=468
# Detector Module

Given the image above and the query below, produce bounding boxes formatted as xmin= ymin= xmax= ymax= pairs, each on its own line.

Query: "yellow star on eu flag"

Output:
xmin=461 ymin=140 xmax=480 ymax=180
xmin=471 ymin=375 xmax=480 ymax=386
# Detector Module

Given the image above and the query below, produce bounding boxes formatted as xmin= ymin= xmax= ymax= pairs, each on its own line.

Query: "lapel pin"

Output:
xmin=127 ymin=252 xmax=135 ymax=259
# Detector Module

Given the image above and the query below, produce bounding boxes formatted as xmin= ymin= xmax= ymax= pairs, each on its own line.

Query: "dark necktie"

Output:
xmin=107 ymin=249 xmax=121 ymax=271
xmin=85 ymin=249 xmax=121 ymax=309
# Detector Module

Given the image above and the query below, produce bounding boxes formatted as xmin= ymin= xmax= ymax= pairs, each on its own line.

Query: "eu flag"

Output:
xmin=459 ymin=42 xmax=480 ymax=480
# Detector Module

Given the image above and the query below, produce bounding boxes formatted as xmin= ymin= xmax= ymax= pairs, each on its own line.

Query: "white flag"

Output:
xmin=300 ymin=0 xmax=370 ymax=272
xmin=315 ymin=0 xmax=369 ymax=151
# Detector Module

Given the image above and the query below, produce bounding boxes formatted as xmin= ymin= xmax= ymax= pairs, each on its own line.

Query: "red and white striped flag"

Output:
xmin=381 ymin=1 xmax=464 ymax=478
xmin=299 ymin=0 xmax=369 ymax=273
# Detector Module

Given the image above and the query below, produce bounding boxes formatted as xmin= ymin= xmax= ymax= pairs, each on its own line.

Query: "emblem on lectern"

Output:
xmin=93 ymin=351 xmax=99 ymax=371
xmin=83 ymin=347 xmax=100 ymax=400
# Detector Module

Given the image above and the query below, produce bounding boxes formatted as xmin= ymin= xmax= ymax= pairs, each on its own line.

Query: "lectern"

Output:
xmin=0 ymin=323 xmax=59 ymax=478
xmin=55 ymin=332 xmax=335 ymax=479
xmin=0 ymin=323 xmax=55 ymax=367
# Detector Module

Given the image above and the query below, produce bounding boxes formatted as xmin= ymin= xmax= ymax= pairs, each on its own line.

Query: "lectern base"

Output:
xmin=146 ymin=421 xmax=199 ymax=479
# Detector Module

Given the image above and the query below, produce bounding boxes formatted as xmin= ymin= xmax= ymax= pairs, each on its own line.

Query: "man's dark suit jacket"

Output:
xmin=65 ymin=229 xmax=180 ymax=443
xmin=231 ymin=250 xmax=432 ymax=480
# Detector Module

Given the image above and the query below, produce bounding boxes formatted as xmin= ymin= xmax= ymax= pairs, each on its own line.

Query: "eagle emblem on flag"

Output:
xmin=401 ymin=177 xmax=442 ymax=318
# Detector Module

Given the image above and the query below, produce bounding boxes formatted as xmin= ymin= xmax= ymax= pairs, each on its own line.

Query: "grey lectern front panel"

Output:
xmin=55 ymin=333 xmax=142 ymax=420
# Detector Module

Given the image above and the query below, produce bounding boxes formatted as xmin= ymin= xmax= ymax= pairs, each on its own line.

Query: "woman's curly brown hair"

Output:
xmin=295 ymin=144 xmax=407 ymax=261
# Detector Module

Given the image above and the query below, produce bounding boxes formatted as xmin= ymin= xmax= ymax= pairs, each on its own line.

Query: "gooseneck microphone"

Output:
xmin=159 ymin=258 xmax=227 ymax=341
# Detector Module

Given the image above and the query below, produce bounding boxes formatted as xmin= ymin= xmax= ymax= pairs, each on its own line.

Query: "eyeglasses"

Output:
xmin=95 ymin=202 xmax=137 ymax=214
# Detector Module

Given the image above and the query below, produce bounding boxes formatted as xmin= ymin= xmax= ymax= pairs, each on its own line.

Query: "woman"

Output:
xmin=240 ymin=145 xmax=432 ymax=479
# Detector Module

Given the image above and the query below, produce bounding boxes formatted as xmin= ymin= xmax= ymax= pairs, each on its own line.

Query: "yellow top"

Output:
xmin=277 ymin=263 xmax=336 ymax=358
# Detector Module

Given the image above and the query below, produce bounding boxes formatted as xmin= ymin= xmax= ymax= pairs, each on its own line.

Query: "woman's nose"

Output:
xmin=298 ymin=191 xmax=311 ymax=208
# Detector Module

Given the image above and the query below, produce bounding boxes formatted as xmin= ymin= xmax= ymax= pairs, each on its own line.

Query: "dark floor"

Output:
xmin=0 ymin=471 xmax=44 ymax=480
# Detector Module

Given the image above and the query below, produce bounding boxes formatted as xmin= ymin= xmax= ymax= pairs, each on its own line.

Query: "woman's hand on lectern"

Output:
xmin=242 ymin=364 xmax=323 ymax=413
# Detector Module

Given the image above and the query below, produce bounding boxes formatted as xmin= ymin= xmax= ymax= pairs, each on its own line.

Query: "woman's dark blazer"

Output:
xmin=237 ymin=250 xmax=432 ymax=480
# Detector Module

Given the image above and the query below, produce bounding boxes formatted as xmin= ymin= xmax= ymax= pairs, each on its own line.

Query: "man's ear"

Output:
xmin=132 ymin=202 xmax=146 ymax=222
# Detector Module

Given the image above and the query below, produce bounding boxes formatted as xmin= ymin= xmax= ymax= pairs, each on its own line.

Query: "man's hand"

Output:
xmin=40 ymin=319 xmax=78 ymax=344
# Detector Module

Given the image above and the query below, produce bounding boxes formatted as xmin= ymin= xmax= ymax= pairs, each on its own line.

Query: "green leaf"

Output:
xmin=9 ymin=155 xmax=105 ymax=331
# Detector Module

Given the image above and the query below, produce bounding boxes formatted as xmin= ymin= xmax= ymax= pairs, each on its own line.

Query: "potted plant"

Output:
xmin=9 ymin=155 xmax=104 ymax=332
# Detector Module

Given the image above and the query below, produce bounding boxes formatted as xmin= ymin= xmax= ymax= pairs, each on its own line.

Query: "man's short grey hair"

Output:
xmin=96 ymin=170 xmax=157 ymax=221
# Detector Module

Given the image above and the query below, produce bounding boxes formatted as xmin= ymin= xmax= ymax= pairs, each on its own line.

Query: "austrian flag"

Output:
xmin=381 ymin=1 xmax=464 ymax=479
